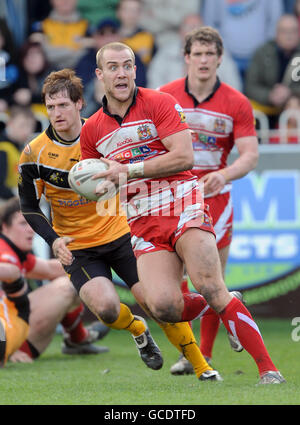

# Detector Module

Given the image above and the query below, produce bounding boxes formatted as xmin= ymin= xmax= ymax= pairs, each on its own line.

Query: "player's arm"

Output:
xmin=219 ymin=135 xmax=259 ymax=182
xmin=26 ymin=257 xmax=65 ymax=281
xmin=0 ymin=262 xmax=27 ymax=297
xmin=201 ymin=135 xmax=258 ymax=196
xmin=0 ymin=262 xmax=21 ymax=282
xmin=18 ymin=152 xmax=60 ymax=247
xmin=18 ymin=150 xmax=74 ymax=266
xmin=95 ymin=128 xmax=193 ymax=187
xmin=138 ymin=129 xmax=194 ymax=178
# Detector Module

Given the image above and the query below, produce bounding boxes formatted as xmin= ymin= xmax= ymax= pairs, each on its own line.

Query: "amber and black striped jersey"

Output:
xmin=18 ymin=122 xmax=129 ymax=251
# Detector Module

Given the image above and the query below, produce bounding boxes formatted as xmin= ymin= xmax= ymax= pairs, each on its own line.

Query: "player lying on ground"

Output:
xmin=0 ymin=197 xmax=109 ymax=366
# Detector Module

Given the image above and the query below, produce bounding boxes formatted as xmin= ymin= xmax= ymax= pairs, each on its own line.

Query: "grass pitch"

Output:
xmin=0 ymin=318 xmax=299 ymax=406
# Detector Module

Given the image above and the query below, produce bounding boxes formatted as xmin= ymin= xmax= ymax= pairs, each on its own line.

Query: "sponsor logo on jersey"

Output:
xmin=191 ymin=131 xmax=217 ymax=148
xmin=174 ymin=103 xmax=186 ymax=123
xmin=137 ymin=124 xmax=152 ymax=140
xmin=114 ymin=145 xmax=151 ymax=161
xmin=48 ymin=152 xmax=59 ymax=159
xmin=58 ymin=198 xmax=94 ymax=207
xmin=117 ymin=138 xmax=133 ymax=147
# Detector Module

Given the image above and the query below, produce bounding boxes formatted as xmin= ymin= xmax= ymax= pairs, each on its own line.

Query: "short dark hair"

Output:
xmin=42 ymin=68 xmax=84 ymax=105
xmin=184 ymin=26 xmax=223 ymax=57
xmin=96 ymin=42 xmax=135 ymax=69
xmin=0 ymin=197 xmax=21 ymax=231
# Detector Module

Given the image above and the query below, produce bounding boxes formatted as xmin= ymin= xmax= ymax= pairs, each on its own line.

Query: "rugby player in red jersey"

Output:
xmin=18 ymin=68 xmax=221 ymax=380
xmin=80 ymin=41 xmax=285 ymax=384
xmin=159 ymin=26 xmax=260 ymax=374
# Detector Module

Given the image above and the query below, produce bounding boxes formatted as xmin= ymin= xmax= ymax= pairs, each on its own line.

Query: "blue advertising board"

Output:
xmin=227 ymin=170 xmax=300 ymax=290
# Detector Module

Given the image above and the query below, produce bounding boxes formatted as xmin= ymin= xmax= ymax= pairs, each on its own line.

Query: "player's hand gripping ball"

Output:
xmin=68 ymin=158 xmax=119 ymax=201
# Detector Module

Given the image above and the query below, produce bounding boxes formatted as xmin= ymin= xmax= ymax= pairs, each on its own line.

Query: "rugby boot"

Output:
xmin=132 ymin=315 xmax=163 ymax=370
xmin=257 ymin=371 xmax=286 ymax=385
xmin=170 ymin=354 xmax=194 ymax=375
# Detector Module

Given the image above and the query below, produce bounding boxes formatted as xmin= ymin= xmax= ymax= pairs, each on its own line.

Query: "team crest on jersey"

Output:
xmin=137 ymin=124 xmax=152 ymax=140
xmin=50 ymin=172 xmax=64 ymax=184
xmin=23 ymin=144 xmax=31 ymax=155
xmin=174 ymin=103 xmax=186 ymax=123
xmin=213 ymin=118 xmax=226 ymax=133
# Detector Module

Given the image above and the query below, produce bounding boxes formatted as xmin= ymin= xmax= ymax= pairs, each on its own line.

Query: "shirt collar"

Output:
xmin=185 ymin=76 xmax=221 ymax=107
xmin=102 ymin=87 xmax=138 ymax=125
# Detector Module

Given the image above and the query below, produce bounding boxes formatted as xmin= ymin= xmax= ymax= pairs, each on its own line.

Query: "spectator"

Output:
xmin=0 ymin=19 xmax=20 ymax=112
xmin=30 ymin=0 xmax=90 ymax=69
xmin=117 ymin=0 xmax=156 ymax=66
xmin=147 ymin=13 xmax=242 ymax=91
xmin=77 ymin=0 xmax=119 ymax=27
xmin=293 ymin=0 xmax=300 ymax=33
xmin=75 ymin=18 xmax=147 ymax=117
xmin=13 ymin=41 xmax=54 ymax=116
xmin=269 ymin=94 xmax=300 ymax=143
xmin=284 ymin=0 xmax=297 ymax=13
xmin=0 ymin=106 xmax=36 ymax=202
xmin=139 ymin=0 xmax=200 ymax=48
xmin=26 ymin=0 xmax=52 ymax=34
xmin=245 ymin=14 xmax=300 ymax=128
xmin=202 ymin=0 xmax=283 ymax=81
xmin=0 ymin=0 xmax=29 ymax=47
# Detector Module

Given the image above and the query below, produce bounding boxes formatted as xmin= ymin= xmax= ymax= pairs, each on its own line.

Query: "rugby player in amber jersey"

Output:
xmin=80 ymin=41 xmax=285 ymax=384
xmin=158 ymin=26 xmax=260 ymax=374
xmin=18 ymin=69 xmax=222 ymax=380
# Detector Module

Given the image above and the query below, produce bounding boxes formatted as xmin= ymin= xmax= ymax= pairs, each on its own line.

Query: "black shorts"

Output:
xmin=63 ymin=233 xmax=138 ymax=293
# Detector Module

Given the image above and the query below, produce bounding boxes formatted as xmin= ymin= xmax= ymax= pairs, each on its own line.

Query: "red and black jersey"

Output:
xmin=0 ymin=234 xmax=36 ymax=276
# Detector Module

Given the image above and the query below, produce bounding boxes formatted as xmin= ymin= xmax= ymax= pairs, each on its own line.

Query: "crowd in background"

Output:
xmin=1 ymin=0 xmax=300 ymax=201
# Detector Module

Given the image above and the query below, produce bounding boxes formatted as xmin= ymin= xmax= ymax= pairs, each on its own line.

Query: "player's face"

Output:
xmin=96 ymin=48 xmax=136 ymax=103
xmin=3 ymin=212 xmax=35 ymax=252
xmin=185 ymin=41 xmax=222 ymax=82
xmin=45 ymin=91 xmax=82 ymax=136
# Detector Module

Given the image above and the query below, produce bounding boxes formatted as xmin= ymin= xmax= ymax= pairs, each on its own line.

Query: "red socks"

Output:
xmin=61 ymin=303 xmax=88 ymax=343
xmin=219 ymin=297 xmax=277 ymax=376
xmin=180 ymin=281 xmax=277 ymax=376
xmin=18 ymin=340 xmax=40 ymax=359
xmin=180 ymin=280 xmax=220 ymax=359
xmin=200 ymin=313 xmax=220 ymax=360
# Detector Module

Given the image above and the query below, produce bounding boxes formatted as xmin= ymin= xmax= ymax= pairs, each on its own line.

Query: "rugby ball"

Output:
xmin=68 ymin=158 xmax=118 ymax=201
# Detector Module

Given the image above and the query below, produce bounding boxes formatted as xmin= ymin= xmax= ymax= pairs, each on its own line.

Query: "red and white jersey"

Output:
xmin=159 ymin=78 xmax=256 ymax=186
xmin=80 ymin=87 xmax=199 ymax=222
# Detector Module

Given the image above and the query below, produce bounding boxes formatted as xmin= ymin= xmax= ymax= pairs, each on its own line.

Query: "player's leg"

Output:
xmin=22 ymin=277 xmax=102 ymax=354
xmin=199 ymin=245 xmax=229 ymax=361
xmin=67 ymin=245 xmax=163 ymax=371
xmin=135 ymin=250 xmax=221 ymax=381
xmin=175 ymin=228 xmax=285 ymax=383
xmin=1 ymin=293 xmax=30 ymax=366
xmin=109 ymin=236 xmax=219 ymax=380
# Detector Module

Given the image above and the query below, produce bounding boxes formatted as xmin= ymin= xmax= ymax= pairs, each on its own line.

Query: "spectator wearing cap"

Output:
xmin=75 ymin=18 xmax=147 ymax=117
